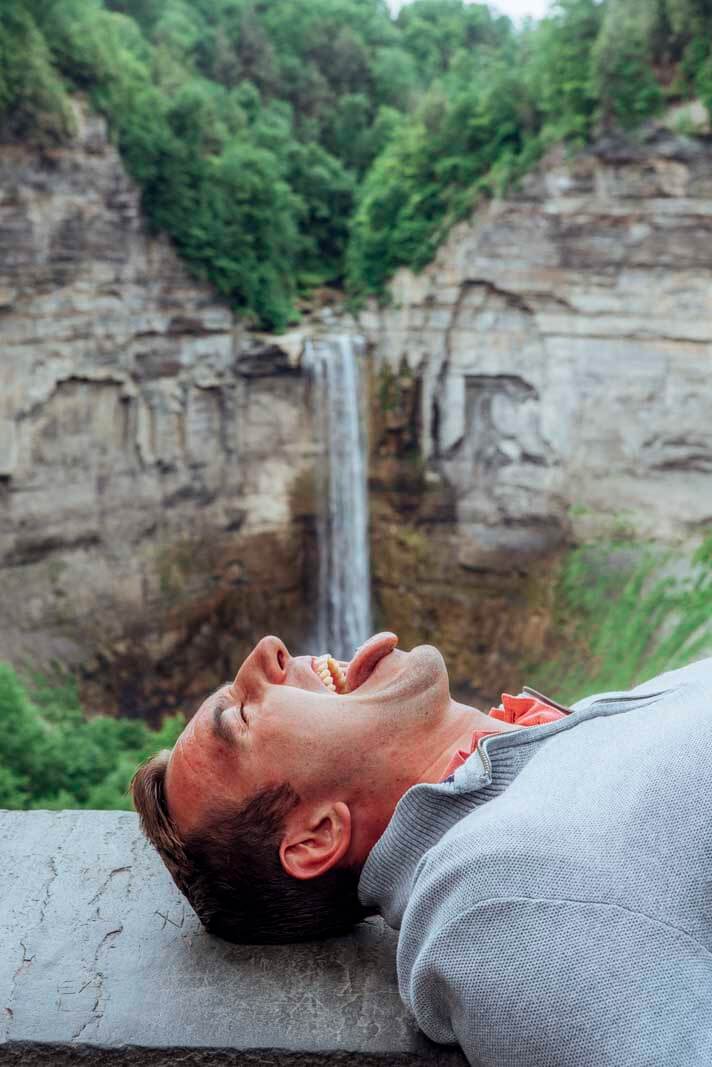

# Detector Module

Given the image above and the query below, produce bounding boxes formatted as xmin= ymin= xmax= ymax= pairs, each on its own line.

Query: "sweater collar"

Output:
xmin=356 ymin=695 xmax=597 ymax=930
xmin=357 ymin=693 xmax=649 ymax=928
xmin=357 ymin=730 xmax=532 ymax=928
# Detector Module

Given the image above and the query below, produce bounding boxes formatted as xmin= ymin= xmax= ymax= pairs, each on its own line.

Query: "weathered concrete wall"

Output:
xmin=0 ymin=810 xmax=464 ymax=1066
xmin=362 ymin=128 xmax=712 ymax=562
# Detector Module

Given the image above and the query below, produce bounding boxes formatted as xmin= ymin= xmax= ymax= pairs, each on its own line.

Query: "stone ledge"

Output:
xmin=0 ymin=811 xmax=465 ymax=1066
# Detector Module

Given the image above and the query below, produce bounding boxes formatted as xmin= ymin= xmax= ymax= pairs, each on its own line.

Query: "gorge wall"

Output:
xmin=362 ymin=127 xmax=712 ymax=698
xmin=1 ymin=103 xmax=711 ymax=711
xmin=0 ymin=102 xmax=319 ymax=718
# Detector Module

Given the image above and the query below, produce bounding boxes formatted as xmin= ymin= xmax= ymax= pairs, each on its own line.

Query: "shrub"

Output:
xmin=526 ymin=536 xmax=712 ymax=704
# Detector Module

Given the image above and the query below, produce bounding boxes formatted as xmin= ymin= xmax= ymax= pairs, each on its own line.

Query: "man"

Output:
xmin=132 ymin=631 xmax=712 ymax=1067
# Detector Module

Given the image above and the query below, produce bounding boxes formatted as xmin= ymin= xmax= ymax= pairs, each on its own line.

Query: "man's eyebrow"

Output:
xmin=210 ymin=683 xmax=238 ymax=747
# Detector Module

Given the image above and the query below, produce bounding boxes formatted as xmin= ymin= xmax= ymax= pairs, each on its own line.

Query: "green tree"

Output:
xmin=592 ymin=0 xmax=664 ymax=129
xmin=0 ymin=663 xmax=184 ymax=810
xmin=0 ymin=2 xmax=73 ymax=143
xmin=287 ymin=140 xmax=355 ymax=283
xmin=397 ymin=0 xmax=511 ymax=83
xmin=347 ymin=50 xmax=539 ymax=294
xmin=4 ymin=0 xmax=709 ymax=317
xmin=523 ymin=0 xmax=603 ymax=143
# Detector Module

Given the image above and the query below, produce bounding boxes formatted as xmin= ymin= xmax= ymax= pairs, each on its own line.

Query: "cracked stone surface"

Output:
xmin=0 ymin=810 xmax=464 ymax=1066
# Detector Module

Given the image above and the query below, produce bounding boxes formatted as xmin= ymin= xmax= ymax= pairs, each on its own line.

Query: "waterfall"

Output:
xmin=304 ymin=334 xmax=372 ymax=660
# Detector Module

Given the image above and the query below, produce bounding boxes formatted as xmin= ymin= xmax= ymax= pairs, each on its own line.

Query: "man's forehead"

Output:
xmin=164 ymin=681 xmax=234 ymax=827
xmin=165 ymin=724 xmax=195 ymax=806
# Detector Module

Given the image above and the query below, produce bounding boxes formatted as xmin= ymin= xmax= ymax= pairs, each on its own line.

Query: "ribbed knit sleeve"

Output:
xmin=401 ymin=896 xmax=712 ymax=1067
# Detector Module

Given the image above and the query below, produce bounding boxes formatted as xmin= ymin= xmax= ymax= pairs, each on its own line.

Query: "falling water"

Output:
xmin=304 ymin=334 xmax=372 ymax=660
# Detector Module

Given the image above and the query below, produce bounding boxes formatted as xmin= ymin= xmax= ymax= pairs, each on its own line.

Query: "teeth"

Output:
xmin=328 ymin=657 xmax=347 ymax=693
xmin=313 ymin=653 xmax=348 ymax=694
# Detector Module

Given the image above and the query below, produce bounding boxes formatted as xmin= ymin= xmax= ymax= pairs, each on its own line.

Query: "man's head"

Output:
xmin=131 ymin=631 xmax=464 ymax=943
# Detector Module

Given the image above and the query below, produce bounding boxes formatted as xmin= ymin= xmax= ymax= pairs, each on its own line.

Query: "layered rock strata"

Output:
xmin=362 ymin=129 xmax=712 ymax=554
xmin=0 ymin=102 xmax=316 ymax=716
xmin=362 ymin=129 xmax=712 ymax=698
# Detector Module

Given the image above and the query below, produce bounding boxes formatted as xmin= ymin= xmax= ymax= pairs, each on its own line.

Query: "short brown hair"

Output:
xmin=130 ymin=751 xmax=374 ymax=943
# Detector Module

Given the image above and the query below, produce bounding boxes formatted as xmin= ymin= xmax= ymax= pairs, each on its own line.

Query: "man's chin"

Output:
xmin=364 ymin=642 xmax=450 ymax=710
xmin=405 ymin=643 xmax=451 ymax=698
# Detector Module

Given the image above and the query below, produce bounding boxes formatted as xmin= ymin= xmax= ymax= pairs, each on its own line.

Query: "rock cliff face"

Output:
xmin=0 ymin=102 xmax=317 ymax=717
xmin=362 ymin=129 xmax=712 ymax=699
xmin=2 ymin=107 xmax=711 ymax=712
xmin=363 ymin=129 xmax=712 ymax=550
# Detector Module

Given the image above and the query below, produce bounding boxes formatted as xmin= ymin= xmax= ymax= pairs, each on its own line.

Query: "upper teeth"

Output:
xmin=313 ymin=654 xmax=347 ymax=694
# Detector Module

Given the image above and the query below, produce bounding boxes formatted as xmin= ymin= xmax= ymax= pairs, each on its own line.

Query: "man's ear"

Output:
xmin=279 ymin=801 xmax=352 ymax=880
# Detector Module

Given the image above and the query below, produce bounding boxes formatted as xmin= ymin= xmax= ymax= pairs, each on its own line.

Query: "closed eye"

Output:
xmin=214 ymin=689 xmax=247 ymax=727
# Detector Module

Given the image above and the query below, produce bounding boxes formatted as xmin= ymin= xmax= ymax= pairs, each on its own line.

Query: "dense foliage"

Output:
xmin=527 ymin=535 xmax=712 ymax=704
xmin=2 ymin=0 xmax=711 ymax=321
xmin=0 ymin=664 xmax=184 ymax=809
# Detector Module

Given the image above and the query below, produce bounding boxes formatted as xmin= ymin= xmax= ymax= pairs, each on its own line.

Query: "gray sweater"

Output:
xmin=358 ymin=659 xmax=712 ymax=1067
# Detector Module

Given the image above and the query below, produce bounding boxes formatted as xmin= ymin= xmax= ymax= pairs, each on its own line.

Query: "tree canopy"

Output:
xmin=0 ymin=663 xmax=183 ymax=809
xmin=1 ymin=0 xmax=710 ymax=322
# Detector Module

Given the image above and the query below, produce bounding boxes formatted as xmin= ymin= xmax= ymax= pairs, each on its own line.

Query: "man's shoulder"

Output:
xmin=398 ymin=890 xmax=712 ymax=1067
xmin=570 ymin=655 xmax=712 ymax=713
xmin=361 ymin=657 xmax=712 ymax=931
xmin=403 ymin=658 xmax=712 ymax=939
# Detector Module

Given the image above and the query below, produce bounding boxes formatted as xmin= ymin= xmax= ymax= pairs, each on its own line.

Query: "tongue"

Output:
xmin=346 ymin=632 xmax=398 ymax=692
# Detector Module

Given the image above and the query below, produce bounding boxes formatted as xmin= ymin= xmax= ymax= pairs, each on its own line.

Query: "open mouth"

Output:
xmin=311 ymin=632 xmax=398 ymax=695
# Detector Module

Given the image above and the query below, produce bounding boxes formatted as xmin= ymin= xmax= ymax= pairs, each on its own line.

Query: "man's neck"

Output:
xmin=346 ymin=699 xmax=519 ymax=870
xmin=416 ymin=697 xmax=518 ymax=785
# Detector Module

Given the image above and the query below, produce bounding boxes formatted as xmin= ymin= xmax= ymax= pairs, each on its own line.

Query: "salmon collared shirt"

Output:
xmin=440 ymin=688 xmax=571 ymax=782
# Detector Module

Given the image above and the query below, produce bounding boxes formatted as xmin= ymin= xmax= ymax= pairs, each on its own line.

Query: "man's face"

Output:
xmin=165 ymin=632 xmax=451 ymax=837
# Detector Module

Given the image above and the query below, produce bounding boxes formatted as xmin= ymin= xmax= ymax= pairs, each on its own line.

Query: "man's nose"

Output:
xmin=234 ymin=635 xmax=289 ymax=692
